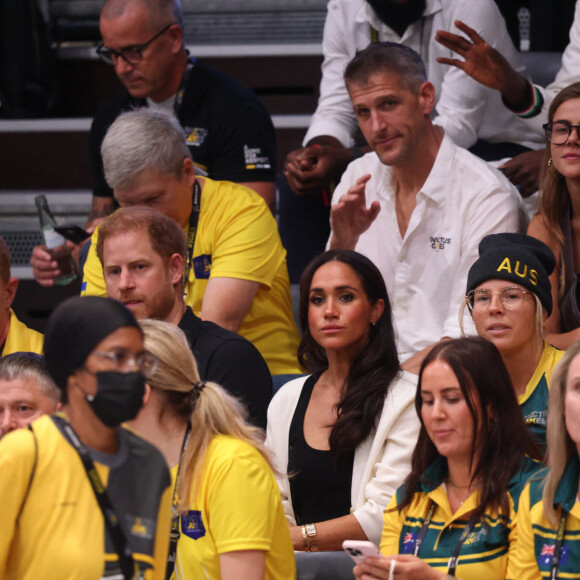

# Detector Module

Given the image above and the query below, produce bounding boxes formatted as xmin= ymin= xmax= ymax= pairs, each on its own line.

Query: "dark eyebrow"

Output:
xmin=309 ymin=285 xmax=358 ymax=294
xmin=420 ymin=387 xmax=462 ymax=395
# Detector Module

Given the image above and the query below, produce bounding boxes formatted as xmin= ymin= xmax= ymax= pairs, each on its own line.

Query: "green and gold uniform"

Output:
xmin=509 ymin=455 xmax=580 ymax=579
xmin=0 ymin=415 xmax=172 ymax=580
xmin=381 ymin=456 xmax=543 ymax=579
xmin=518 ymin=343 xmax=563 ymax=453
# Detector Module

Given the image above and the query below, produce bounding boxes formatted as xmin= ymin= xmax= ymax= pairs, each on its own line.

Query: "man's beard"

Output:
xmin=367 ymin=0 xmax=427 ymax=32
xmin=119 ymin=285 xmax=176 ymax=321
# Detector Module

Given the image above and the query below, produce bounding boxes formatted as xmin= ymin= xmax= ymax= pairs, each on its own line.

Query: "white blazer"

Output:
xmin=265 ymin=371 xmax=420 ymax=545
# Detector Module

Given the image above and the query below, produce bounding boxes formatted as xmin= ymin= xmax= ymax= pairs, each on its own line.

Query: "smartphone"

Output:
xmin=342 ymin=540 xmax=381 ymax=564
xmin=54 ymin=224 xmax=91 ymax=244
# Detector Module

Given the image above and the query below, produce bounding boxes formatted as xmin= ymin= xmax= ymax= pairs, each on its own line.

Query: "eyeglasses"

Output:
xmin=96 ymin=24 xmax=172 ymax=66
xmin=466 ymin=287 xmax=534 ymax=312
xmin=92 ymin=348 xmax=159 ymax=378
xmin=543 ymin=121 xmax=580 ymax=145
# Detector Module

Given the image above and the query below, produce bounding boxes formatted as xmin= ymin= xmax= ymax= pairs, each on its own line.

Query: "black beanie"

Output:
xmin=43 ymin=296 xmax=141 ymax=398
xmin=466 ymin=233 xmax=555 ymax=315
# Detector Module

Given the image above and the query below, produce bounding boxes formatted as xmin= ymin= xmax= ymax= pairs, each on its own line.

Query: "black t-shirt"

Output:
xmin=178 ymin=307 xmax=272 ymax=430
xmin=90 ymin=59 xmax=277 ymax=198
xmin=288 ymin=372 xmax=354 ymax=524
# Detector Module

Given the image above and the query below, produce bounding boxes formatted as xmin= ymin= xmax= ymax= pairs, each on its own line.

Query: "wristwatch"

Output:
xmin=305 ymin=523 xmax=318 ymax=552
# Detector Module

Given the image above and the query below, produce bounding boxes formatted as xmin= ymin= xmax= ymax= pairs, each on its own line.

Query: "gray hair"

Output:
xmin=102 ymin=0 xmax=184 ymax=31
xmin=101 ymin=108 xmax=191 ymax=190
xmin=344 ymin=42 xmax=427 ymax=93
xmin=0 ymin=353 xmax=60 ymax=406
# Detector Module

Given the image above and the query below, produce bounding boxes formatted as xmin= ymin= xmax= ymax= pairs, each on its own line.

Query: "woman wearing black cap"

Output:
xmin=461 ymin=232 xmax=563 ymax=453
xmin=0 ymin=296 xmax=172 ymax=580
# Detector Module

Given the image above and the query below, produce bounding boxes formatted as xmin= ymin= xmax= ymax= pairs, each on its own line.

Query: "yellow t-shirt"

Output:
xmin=82 ymin=179 xmax=301 ymax=375
xmin=0 ymin=415 xmax=172 ymax=580
xmin=2 ymin=310 xmax=43 ymax=356
xmin=171 ymin=434 xmax=296 ymax=580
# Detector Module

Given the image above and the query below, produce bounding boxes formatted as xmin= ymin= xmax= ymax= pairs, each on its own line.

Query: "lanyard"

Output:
xmin=182 ymin=180 xmax=202 ymax=291
xmin=413 ymin=500 xmax=479 ymax=577
xmin=550 ymin=510 xmax=568 ymax=580
xmin=51 ymin=415 xmax=136 ymax=580
xmin=166 ymin=422 xmax=192 ymax=580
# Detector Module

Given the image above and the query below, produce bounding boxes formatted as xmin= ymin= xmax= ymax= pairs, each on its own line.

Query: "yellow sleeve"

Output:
xmin=380 ymin=493 xmax=404 ymax=556
xmin=146 ymin=484 xmax=172 ymax=580
xmin=207 ymin=454 xmax=280 ymax=553
xmin=507 ymin=483 xmax=541 ymax=580
xmin=0 ymin=428 xmax=37 ymax=577
xmin=208 ymin=186 xmax=283 ymax=288
xmin=80 ymin=228 xmax=107 ymax=297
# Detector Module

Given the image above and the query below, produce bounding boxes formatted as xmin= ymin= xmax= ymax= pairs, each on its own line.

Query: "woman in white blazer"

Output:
xmin=266 ymin=250 xmax=420 ymax=551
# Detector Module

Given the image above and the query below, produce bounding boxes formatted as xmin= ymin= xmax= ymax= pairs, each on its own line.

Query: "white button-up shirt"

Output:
xmin=329 ymin=134 xmax=527 ymax=361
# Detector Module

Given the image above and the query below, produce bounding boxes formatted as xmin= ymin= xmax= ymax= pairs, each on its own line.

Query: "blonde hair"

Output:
xmin=542 ymin=341 xmax=580 ymax=526
xmin=139 ymin=318 xmax=273 ymax=511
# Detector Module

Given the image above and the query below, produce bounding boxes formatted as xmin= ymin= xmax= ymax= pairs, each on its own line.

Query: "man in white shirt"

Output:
xmin=328 ymin=42 xmax=526 ymax=370
xmin=280 ymin=0 xmax=541 ymax=280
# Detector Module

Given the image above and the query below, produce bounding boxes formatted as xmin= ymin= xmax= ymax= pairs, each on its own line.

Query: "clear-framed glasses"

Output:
xmin=96 ymin=23 xmax=172 ymax=66
xmin=92 ymin=348 xmax=159 ymax=378
xmin=543 ymin=121 xmax=580 ymax=145
xmin=466 ymin=287 xmax=534 ymax=313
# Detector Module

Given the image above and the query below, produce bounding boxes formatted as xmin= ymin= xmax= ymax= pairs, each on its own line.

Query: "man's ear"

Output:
xmin=167 ymin=23 xmax=183 ymax=55
xmin=169 ymin=253 xmax=184 ymax=287
xmin=183 ymin=158 xmax=196 ymax=186
xmin=4 ymin=277 xmax=18 ymax=310
xmin=417 ymin=81 xmax=436 ymax=115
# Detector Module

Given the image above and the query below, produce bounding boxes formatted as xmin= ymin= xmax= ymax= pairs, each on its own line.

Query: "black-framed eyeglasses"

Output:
xmin=96 ymin=23 xmax=172 ymax=66
xmin=92 ymin=348 xmax=159 ymax=378
xmin=543 ymin=121 xmax=580 ymax=145
xmin=466 ymin=287 xmax=534 ymax=313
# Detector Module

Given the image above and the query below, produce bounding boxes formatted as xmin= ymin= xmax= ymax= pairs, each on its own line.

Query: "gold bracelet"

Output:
xmin=301 ymin=525 xmax=309 ymax=551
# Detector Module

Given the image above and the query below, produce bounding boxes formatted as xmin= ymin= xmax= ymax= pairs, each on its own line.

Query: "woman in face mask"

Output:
xmin=129 ymin=319 xmax=295 ymax=580
xmin=0 ymin=296 xmax=172 ymax=580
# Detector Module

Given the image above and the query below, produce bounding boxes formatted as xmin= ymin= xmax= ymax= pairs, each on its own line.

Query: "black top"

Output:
xmin=178 ymin=307 xmax=272 ymax=430
xmin=90 ymin=59 xmax=277 ymax=199
xmin=288 ymin=372 xmax=354 ymax=524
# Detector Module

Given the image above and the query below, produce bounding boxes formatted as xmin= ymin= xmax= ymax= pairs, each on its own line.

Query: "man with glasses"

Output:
xmin=31 ymin=0 xmax=277 ymax=286
xmin=327 ymin=42 xmax=527 ymax=372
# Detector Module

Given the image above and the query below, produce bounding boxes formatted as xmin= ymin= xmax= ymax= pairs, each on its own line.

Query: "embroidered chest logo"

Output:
xmin=193 ymin=254 xmax=212 ymax=279
xmin=430 ymin=237 xmax=451 ymax=250
xmin=129 ymin=516 xmax=154 ymax=539
xmin=525 ymin=409 xmax=547 ymax=426
xmin=244 ymin=145 xmax=271 ymax=170
xmin=181 ymin=510 xmax=206 ymax=540
xmin=185 ymin=127 xmax=208 ymax=147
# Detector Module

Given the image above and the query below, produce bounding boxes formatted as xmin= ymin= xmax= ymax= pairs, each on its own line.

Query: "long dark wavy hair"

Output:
xmin=297 ymin=250 xmax=400 ymax=458
xmin=398 ymin=337 xmax=541 ymax=522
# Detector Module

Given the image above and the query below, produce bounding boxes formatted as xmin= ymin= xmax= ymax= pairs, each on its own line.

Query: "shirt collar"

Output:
xmin=417 ymin=131 xmax=454 ymax=204
xmin=419 ymin=456 xmax=447 ymax=492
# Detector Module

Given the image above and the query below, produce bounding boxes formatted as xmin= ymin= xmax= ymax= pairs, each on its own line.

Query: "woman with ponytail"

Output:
xmin=129 ymin=319 xmax=295 ymax=580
